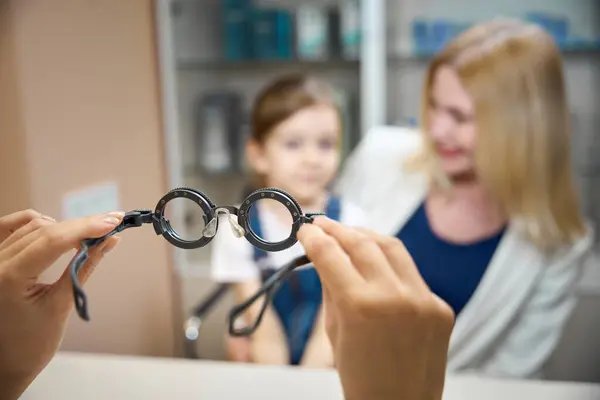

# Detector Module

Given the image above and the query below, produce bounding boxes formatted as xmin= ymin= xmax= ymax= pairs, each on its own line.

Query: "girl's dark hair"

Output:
xmin=251 ymin=74 xmax=338 ymax=144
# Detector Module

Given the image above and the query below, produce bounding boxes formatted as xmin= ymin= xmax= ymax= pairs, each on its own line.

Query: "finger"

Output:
xmin=0 ymin=216 xmax=54 ymax=255
xmin=0 ymin=209 xmax=53 ymax=243
xmin=52 ymin=236 xmax=121 ymax=312
xmin=297 ymin=223 xmax=363 ymax=295
xmin=353 ymin=227 xmax=428 ymax=290
xmin=4 ymin=211 xmax=124 ymax=279
xmin=312 ymin=217 xmax=397 ymax=283
xmin=321 ymin=284 xmax=338 ymax=342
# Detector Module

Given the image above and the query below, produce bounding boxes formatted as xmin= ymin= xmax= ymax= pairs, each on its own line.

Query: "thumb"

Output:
xmin=75 ymin=236 xmax=121 ymax=287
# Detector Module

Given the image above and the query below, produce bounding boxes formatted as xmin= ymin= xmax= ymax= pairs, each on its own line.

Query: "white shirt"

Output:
xmin=334 ymin=125 xmax=595 ymax=379
xmin=210 ymin=198 xmax=368 ymax=283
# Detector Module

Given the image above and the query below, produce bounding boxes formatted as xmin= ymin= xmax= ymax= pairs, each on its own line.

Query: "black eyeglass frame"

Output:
xmin=69 ymin=187 xmax=322 ymax=327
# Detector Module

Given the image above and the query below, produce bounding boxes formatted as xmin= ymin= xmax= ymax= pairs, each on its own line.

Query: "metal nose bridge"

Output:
xmin=202 ymin=207 xmax=245 ymax=239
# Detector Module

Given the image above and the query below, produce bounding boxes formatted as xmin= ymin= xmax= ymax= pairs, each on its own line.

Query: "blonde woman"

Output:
xmin=337 ymin=18 xmax=594 ymax=379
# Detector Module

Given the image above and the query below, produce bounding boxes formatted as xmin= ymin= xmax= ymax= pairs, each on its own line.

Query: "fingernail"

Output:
xmin=103 ymin=216 xmax=121 ymax=225
xmin=41 ymin=215 xmax=56 ymax=222
xmin=102 ymin=211 xmax=124 ymax=225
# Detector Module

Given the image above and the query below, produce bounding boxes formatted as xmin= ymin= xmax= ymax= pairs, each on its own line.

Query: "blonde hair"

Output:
xmin=408 ymin=18 xmax=586 ymax=250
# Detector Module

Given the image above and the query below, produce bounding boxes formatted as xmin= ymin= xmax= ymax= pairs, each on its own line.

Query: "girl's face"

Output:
xmin=248 ymin=104 xmax=341 ymax=205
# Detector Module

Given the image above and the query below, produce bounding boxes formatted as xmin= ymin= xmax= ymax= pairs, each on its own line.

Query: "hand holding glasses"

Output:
xmin=69 ymin=186 xmax=322 ymax=335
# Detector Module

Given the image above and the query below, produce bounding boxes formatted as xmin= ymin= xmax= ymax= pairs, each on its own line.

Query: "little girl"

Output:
xmin=210 ymin=74 xmax=367 ymax=367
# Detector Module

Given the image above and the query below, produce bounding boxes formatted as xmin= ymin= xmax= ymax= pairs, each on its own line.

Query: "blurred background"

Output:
xmin=1 ymin=0 xmax=599 ymax=385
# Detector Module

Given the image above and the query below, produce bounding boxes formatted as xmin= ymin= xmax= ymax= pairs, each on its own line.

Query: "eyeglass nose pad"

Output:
xmin=202 ymin=218 xmax=218 ymax=238
xmin=227 ymin=215 xmax=245 ymax=238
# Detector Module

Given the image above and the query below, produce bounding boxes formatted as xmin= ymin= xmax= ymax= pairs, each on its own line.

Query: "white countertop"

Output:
xmin=21 ymin=351 xmax=600 ymax=400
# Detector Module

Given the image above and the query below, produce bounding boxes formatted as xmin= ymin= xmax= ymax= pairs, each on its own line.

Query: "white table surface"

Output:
xmin=20 ymin=351 xmax=600 ymax=400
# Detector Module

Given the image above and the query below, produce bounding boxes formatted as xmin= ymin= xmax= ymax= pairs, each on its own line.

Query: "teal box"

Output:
xmin=222 ymin=0 xmax=253 ymax=61
xmin=252 ymin=8 xmax=293 ymax=60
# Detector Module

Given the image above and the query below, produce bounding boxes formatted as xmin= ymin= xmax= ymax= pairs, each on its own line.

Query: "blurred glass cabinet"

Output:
xmin=154 ymin=0 xmax=599 ymax=364
xmin=154 ymin=0 xmax=599 ymax=279
xmin=154 ymin=0 xmax=387 ymax=277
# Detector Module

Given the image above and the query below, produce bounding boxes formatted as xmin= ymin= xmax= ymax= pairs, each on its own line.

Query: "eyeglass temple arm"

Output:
xmin=227 ymin=255 xmax=311 ymax=337
xmin=71 ymin=210 xmax=157 ymax=321
xmin=183 ymin=282 xmax=231 ymax=359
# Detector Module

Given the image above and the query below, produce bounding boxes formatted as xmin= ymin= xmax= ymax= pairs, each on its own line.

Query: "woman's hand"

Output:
xmin=0 ymin=209 xmax=124 ymax=400
xmin=298 ymin=217 xmax=455 ymax=400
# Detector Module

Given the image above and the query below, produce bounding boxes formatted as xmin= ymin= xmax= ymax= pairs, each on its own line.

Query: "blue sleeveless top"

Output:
xmin=250 ymin=197 xmax=341 ymax=365
xmin=396 ymin=202 xmax=505 ymax=316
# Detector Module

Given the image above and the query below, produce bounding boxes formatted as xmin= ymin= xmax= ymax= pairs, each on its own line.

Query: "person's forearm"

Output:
xmin=249 ymin=312 xmax=289 ymax=365
xmin=250 ymin=335 xmax=288 ymax=365
xmin=338 ymin=334 xmax=445 ymax=400
xmin=299 ymin=308 xmax=334 ymax=368
xmin=1 ymin=371 xmax=35 ymax=400
xmin=234 ymin=282 xmax=289 ymax=365
xmin=300 ymin=339 xmax=334 ymax=368
xmin=300 ymin=330 xmax=334 ymax=368
xmin=2 ymin=384 xmax=26 ymax=400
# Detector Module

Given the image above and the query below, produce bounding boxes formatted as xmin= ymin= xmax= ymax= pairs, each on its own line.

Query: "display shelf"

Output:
xmin=406 ymin=45 xmax=599 ymax=59
xmin=384 ymin=46 xmax=600 ymax=66
xmin=176 ymin=57 xmax=360 ymax=71
xmin=177 ymin=47 xmax=597 ymax=72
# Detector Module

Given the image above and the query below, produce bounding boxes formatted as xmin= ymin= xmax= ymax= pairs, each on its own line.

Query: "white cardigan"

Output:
xmin=335 ymin=126 xmax=594 ymax=379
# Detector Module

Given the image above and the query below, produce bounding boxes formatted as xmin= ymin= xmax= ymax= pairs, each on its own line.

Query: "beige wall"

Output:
xmin=0 ymin=1 xmax=32 ymax=213
xmin=0 ymin=0 xmax=180 ymax=357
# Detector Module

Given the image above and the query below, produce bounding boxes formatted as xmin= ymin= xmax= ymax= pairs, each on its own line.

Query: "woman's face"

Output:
xmin=427 ymin=66 xmax=477 ymax=178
